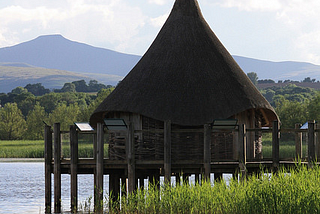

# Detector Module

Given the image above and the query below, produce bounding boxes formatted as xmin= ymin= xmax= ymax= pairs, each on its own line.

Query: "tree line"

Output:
xmin=248 ymin=72 xmax=320 ymax=128
xmin=1 ymin=77 xmax=320 ymax=140
xmin=0 ymin=81 xmax=114 ymax=140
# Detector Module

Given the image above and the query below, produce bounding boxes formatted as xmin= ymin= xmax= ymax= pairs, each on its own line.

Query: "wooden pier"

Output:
xmin=44 ymin=120 xmax=319 ymax=213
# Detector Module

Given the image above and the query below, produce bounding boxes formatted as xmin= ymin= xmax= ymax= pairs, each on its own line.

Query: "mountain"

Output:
xmin=0 ymin=34 xmax=140 ymax=76
xmin=1 ymin=34 xmax=320 ymax=93
xmin=233 ymin=56 xmax=320 ymax=81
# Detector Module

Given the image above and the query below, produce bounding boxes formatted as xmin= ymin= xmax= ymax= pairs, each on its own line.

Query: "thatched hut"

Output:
xmin=90 ymin=0 xmax=277 ymax=171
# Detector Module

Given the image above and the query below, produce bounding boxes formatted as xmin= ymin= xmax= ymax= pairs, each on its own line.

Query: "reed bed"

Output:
xmin=107 ymin=165 xmax=320 ymax=214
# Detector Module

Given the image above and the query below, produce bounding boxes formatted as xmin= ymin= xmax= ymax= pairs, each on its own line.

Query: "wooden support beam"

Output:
xmin=53 ymin=123 xmax=61 ymax=214
xmin=295 ymin=123 xmax=302 ymax=159
xmin=44 ymin=125 xmax=52 ymax=213
xmin=272 ymin=121 xmax=280 ymax=171
xmin=308 ymin=120 xmax=316 ymax=167
xmin=127 ymin=122 xmax=136 ymax=193
xmin=203 ymin=124 xmax=211 ymax=181
xmin=238 ymin=124 xmax=246 ymax=181
xmin=164 ymin=120 xmax=172 ymax=185
xmin=70 ymin=125 xmax=78 ymax=213
xmin=95 ymin=123 xmax=104 ymax=213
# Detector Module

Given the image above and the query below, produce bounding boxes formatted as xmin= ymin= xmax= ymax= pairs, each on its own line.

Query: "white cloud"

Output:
xmin=216 ymin=0 xmax=282 ymax=12
xmin=150 ymin=13 xmax=169 ymax=27
xmin=148 ymin=0 xmax=168 ymax=5
xmin=0 ymin=0 xmax=148 ymax=54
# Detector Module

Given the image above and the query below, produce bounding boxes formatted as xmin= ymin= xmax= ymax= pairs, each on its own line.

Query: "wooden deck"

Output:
xmin=44 ymin=120 xmax=319 ymax=213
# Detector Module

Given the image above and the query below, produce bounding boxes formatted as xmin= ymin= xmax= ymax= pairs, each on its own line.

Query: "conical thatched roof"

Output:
xmin=90 ymin=0 xmax=277 ymax=127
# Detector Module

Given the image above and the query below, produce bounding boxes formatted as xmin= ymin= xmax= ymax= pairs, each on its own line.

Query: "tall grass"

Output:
xmin=0 ymin=140 xmax=108 ymax=158
xmin=106 ymin=165 xmax=320 ymax=214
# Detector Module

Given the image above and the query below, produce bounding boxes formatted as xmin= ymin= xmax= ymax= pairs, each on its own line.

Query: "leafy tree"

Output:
xmin=275 ymin=98 xmax=308 ymax=128
xmin=72 ymin=80 xmax=88 ymax=92
xmin=48 ymin=103 xmax=80 ymax=131
xmin=25 ymin=103 xmax=47 ymax=140
xmin=11 ymin=86 xmax=28 ymax=95
xmin=60 ymin=83 xmax=76 ymax=93
xmin=308 ymin=93 xmax=320 ymax=122
xmin=38 ymin=93 xmax=62 ymax=113
xmin=25 ymin=83 xmax=50 ymax=96
xmin=0 ymin=103 xmax=26 ymax=140
xmin=78 ymin=88 xmax=114 ymax=121
xmin=247 ymin=72 xmax=258 ymax=86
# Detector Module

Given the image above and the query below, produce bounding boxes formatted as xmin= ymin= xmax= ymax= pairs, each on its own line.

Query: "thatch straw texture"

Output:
xmin=90 ymin=0 xmax=277 ymax=127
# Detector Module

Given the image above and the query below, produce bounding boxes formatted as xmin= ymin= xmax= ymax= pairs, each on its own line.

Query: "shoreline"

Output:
xmin=0 ymin=158 xmax=44 ymax=162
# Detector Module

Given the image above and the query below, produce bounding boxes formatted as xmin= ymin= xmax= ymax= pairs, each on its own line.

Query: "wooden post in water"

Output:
xmin=272 ymin=121 xmax=280 ymax=171
xmin=127 ymin=121 xmax=136 ymax=193
xmin=109 ymin=173 xmax=120 ymax=208
xmin=95 ymin=123 xmax=104 ymax=213
xmin=44 ymin=125 xmax=52 ymax=213
xmin=53 ymin=123 xmax=61 ymax=214
xmin=238 ymin=124 xmax=246 ymax=181
xmin=203 ymin=124 xmax=211 ymax=181
xmin=70 ymin=125 xmax=78 ymax=213
xmin=316 ymin=124 xmax=320 ymax=159
xmin=308 ymin=120 xmax=316 ymax=167
xmin=295 ymin=123 xmax=302 ymax=159
xmin=164 ymin=120 xmax=172 ymax=185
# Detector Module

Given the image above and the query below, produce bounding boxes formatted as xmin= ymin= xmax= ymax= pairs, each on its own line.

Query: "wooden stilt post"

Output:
xmin=308 ymin=120 xmax=316 ymax=167
xmin=70 ymin=125 xmax=78 ymax=213
xmin=175 ymin=174 xmax=181 ymax=185
xmin=127 ymin=122 xmax=136 ymax=193
xmin=109 ymin=173 xmax=120 ymax=209
xmin=316 ymin=124 xmax=320 ymax=159
xmin=272 ymin=121 xmax=280 ymax=171
xmin=295 ymin=123 xmax=302 ymax=160
xmin=204 ymin=124 xmax=211 ymax=181
xmin=53 ymin=123 xmax=61 ymax=214
xmin=95 ymin=123 xmax=104 ymax=213
xmin=214 ymin=172 xmax=223 ymax=182
xmin=195 ymin=173 xmax=199 ymax=184
xmin=164 ymin=120 xmax=172 ymax=185
xmin=239 ymin=124 xmax=247 ymax=181
xmin=44 ymin=125 xmax=52 ymax=213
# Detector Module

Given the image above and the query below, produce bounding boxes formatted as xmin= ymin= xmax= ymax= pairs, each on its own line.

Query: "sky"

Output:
xmin=1 ymin=0 xmax=320 ymax=65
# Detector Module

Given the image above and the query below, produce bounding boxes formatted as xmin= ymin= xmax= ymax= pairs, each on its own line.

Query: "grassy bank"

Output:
xmin=106 ymin=165 xmax=320 ymax=214
xmin=0 ymin=140 xmax=107 ymax=158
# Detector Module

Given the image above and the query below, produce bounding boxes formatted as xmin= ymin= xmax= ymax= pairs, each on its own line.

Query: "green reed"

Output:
xmin=106 ymin=165 xmax=320 ymax=214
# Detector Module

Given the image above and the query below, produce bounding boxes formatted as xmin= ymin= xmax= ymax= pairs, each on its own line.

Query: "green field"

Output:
xmin=0 ymin=139 xmax=108 ymax=158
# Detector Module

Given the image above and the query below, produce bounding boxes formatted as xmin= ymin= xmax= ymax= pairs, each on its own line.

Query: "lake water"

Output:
xmin=0 ymin=162 xmax=105 ymax=213
xmin=0 ymin=162 xmax=232 ymax=213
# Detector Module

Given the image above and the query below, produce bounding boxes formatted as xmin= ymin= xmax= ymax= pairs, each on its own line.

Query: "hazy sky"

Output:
xmin=1 ymin=0 xmax=320 ymax=65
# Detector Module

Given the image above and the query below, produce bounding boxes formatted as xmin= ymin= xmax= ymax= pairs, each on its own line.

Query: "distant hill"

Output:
xmin=0 ymin=64 xmax=122 ymax=93
xmin=233 ymin=56 xmax=320 ymax=81
xmin=0 ymin=34 xmax=140 ymax=76
xmin=1 ymin=34 xmax=320 ymax=93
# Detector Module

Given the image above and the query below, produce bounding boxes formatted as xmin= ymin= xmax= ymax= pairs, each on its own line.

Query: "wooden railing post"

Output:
xmin=164 ymin=120 xmax=172 ymax=185
xmin=272 ymin=121 xmax=280 ymax=171
xmin=70 ymin=125 xmax=78 ymax=213
xmin=203 ymin=124 xmax=211 ymax=181
xmin=127 ymin=121 xmax=136 ymax=193
xmin=238 ymin=124 xmax=246 ymax=181
xmin=53 ymin=123 xmax=61 ymax=214
xmin=295 ymin=123 xmax=302 ymax=160
xmin=308 ymin=120 xmax=316 ymax=167
xmin=95 ymin=123 xmax=104 ymax=213
xmin=44 ymin=125 xmax=52 ymax=213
